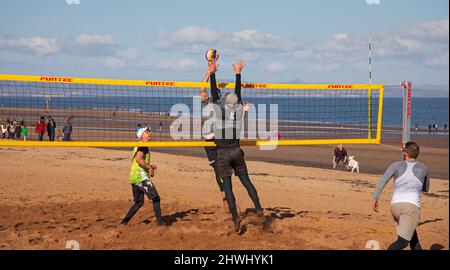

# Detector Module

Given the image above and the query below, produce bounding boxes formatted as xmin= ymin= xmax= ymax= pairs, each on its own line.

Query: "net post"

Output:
xmin=368 ymin=87 xmax=373 ymax=139
xmin=401 ymin=81 xmax=412 ymax=146
xmin=368 ymin=36 xmax=373 ymax=139
xmin=375 ymin=85 xmax=384 ymax=143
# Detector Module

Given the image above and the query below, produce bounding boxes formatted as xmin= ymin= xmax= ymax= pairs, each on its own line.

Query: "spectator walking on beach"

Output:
xmin=333 ymin=144 xmax=348 ymax=170
xmin=47 ymin=117 xmax=56 ymax=141
xmin=428 ymin=124 xmax=432 ymax=134
xmin=208 ymin=59 xmax=264 ymax=233
xmin=435 ymin=124 xmax=438 ymax=133
xmin=135 ymin=123 xmax=141 ymax=133
xmin=414 ymin=123 xmax=418 ymax=132
xmin=35 ymin=116 xmax=46 ymax=141
xmin=8 ymin=122 xmax=15 ymax=140
xmin=444 ymin=124 xmax=448 ymax=133
xmin=372 ymin=142 xmax=429 ymax=250
xmin=22 ymin=125 xmax=28 ymax=141
xmin=1 ymin=123 xmax=6 ymax=139
xmin=15 ymin=123 xmax=22 ymax=140
xmin=159 ymin=121 xmax=163 ymax=132
xmin=57 ymin=128 xmax=64 ymax=141
xmin=63 ymin=115 xmax=73 ymax=141
xmin=275 ymin=131 xmax=281 ymax=140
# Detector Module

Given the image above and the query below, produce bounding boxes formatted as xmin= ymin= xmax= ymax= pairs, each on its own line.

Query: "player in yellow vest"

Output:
xmin=121 ymin=126 xmax=167 ymax=226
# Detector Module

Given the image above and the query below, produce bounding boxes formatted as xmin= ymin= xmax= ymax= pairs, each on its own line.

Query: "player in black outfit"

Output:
xmin=208 ymin=59 xmax=263 ymax=233
xmin=199 ymin=70 xmax=229 ymax=211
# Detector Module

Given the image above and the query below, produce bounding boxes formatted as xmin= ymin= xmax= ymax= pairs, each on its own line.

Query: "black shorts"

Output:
xmin=204 ymin=146 xmax=218 ymax=166
xmin=335 ymin=156 xmax=346 ymax=164
xmin=216 ymin=147 xmax=248 ymax=178
xmin=132 ymin=179 xmax=160 ymax=202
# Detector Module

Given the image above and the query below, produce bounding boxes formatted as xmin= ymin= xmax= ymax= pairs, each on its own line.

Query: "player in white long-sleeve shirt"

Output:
xmin=372 ymin=142 xmax=430 ymax=250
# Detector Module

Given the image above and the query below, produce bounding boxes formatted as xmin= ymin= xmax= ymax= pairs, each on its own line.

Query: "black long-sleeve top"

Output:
xmin=210 ymin=73 xmax=243 ymax=149
xmin=210 ymin=73 xmax=242 ymax=104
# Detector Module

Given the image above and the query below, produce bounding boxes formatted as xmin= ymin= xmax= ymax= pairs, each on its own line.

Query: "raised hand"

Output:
xmin=208 ymin=61 xmax=219 ymax=74
xmin=243 ymin=102 xmax=251 ymax=112
xmin=372 ymin=200 xmax=379 ymax=213
xmin=232 ymin=59 xmax=246 ymax=74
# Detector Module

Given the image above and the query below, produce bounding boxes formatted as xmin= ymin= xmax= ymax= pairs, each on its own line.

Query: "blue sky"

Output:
xmin=0 ymin=0 xmax=448 ymax=87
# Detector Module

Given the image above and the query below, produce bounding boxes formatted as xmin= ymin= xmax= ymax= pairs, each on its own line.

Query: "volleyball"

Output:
xmin=205 ymin=49 xmax=219 ymax=62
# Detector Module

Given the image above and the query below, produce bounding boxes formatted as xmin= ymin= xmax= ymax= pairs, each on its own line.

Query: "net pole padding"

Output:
xmin=0 ymin=74 xmax=383 ymax=90
xmin=368 ymin=36 xmax=373 ymax=140
xmin=401 ymin=81 xmax=412 ymax=146
xmin=375 ymin=85 xmax=384 ymax=144
xmin=0 ymin=138 xmax=382 ymax=147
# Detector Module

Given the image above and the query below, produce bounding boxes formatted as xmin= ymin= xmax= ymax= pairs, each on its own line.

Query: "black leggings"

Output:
xmin=122 ymin=180 xmax=162 ymax=224
xmin=223 ymin=174 xmax=262 ymax=222
xmin=388 ymin=231 xmax=422 ymax=250
xmin=204 ymin=146 xmax=225 ymax=192
xmin=211 ymin=161 xmax=225 ymax=192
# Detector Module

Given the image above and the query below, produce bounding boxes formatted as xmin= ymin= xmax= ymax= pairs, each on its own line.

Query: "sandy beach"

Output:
xmin=0 ymin=144 xmax=448 ymax=250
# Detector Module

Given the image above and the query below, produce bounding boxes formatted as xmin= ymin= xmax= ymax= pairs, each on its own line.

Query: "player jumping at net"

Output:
xmin=121 ymin=126 xmax=167 ymax=226
xmin=199 ymin=70 xmax=229 ymax=211
xmin=208 ymin=59 xmax=264 ymax=233
xmin=372 ymin=142 xmax=430 ymax=250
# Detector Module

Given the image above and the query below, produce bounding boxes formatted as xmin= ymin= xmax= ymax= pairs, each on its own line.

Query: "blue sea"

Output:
xmin=0 ymin=96 xmax=448 ymax=128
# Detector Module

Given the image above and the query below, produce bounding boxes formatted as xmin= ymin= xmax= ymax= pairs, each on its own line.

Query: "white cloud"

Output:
xmin=366 ymin=0 xmax=380 ymax=5
xmin=291 ymin=18 xmax=449 ymax=70
xmin=333 ymin=33 xmax=349 ymax=41
xmin=3 ymin=17 xmax=447 ymax=78
xmin=293 ymin=50 xmax=316 ymax=61
xmin=101 ymin=48 xmax=141 ymax=69
xmin=171 ymin=26 xmax=219 ymax=45
xmin=292 ymin=33 xmax=365 ymax=66
xmin=115 ymin=48 xmax=139 ymax=60
xmin=153 ymin=20 xmax=448 ymax=73
xmin=310 ymin=63 xmax=342 ymax=73
xmin=75 ymin=34 xmax=116 ymax=46
xmin=160 ymin=58 xmax=197 ymax=71
xmin=103 ymin=57 xmax=126 ymax=69
xmin=229 ymin=30 xmax=290 ymax=50
xmin=157 ymin=26 xmax=219 ymax=51
xmin=424 ymin=47 xmax=449 ymax=68
xmin=266 ymin=61 xmax=284 ymax=72
xmin=175 ymin=59 xmax=197 ymax=70
xmin=329 ymin=33 xmax=364 ymax=53
xmin=0 ymin=37 xmax=60 ymax=55
xmin=371 ymin=19 xmax=448 ymax=69
xmin=407 ymin=19 xmax=449 ymax=42
xmin=139 ymin=57 xmax=197 ymax=71
xmin=101 ymin=52 xmax=198 ymax=71
xmin=157 ymin=26 xmax=298 ymax=55
xmin=65 ymin=0 xmax=80 ymax=5
xmin=66 ymin=34 xmax=119 ymax=57
xmin=375 ymin=36 xmax=423 ymax=57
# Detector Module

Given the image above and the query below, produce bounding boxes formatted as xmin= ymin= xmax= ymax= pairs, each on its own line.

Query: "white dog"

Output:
xmin=347 ymin=156 xmax=360 ymax=173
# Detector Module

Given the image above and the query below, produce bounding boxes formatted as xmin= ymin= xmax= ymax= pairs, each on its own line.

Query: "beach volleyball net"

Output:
xmin=0 ymin=74 xmax=384 ymax=147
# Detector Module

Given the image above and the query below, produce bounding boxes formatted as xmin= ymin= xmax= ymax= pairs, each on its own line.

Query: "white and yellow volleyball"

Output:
xmin=205 ymin=49 xmax=219 ymax=62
